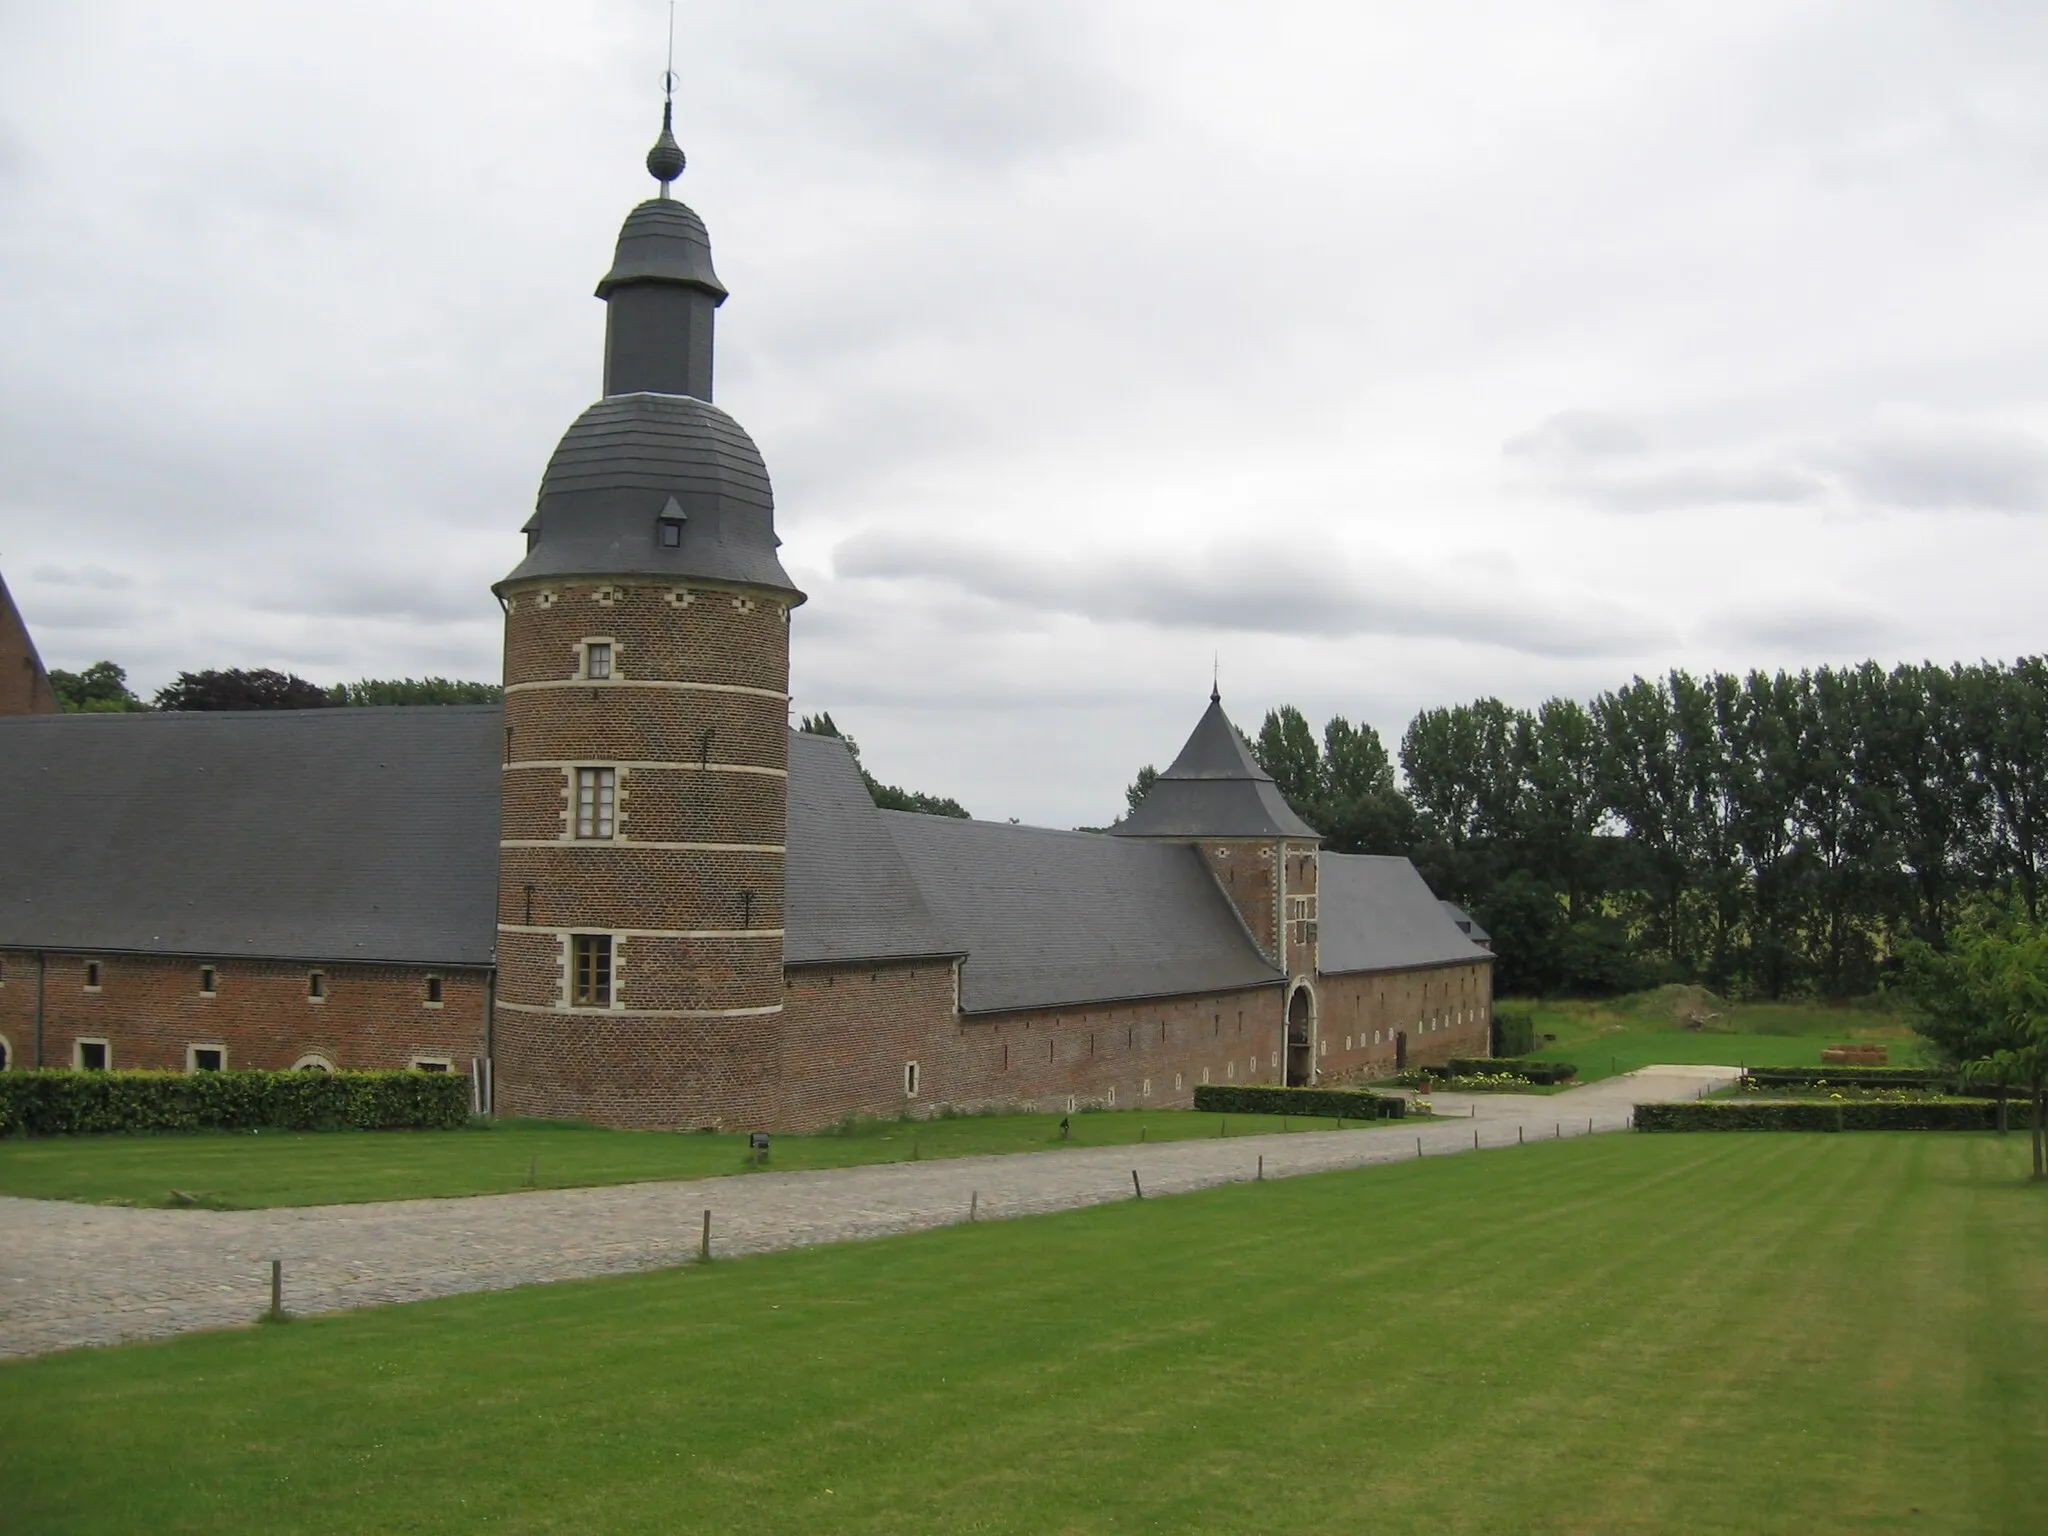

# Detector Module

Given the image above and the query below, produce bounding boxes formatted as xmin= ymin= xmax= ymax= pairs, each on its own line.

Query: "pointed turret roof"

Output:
xmin=1113 ymin=692 xmax=1319 ymax=840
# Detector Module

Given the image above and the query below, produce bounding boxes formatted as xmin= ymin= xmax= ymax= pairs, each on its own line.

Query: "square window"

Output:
xmin=584 ymin=642 xmax=613 ymax=680
xmin=572 ymin=934 xmax=613 ymax=1007
xmin=426 ymin=976 xmax=444 ymax=1005
xmin=76 ymin=1038 xmax=109 ymax=1071
xmin=575 ymin=767 xmax=617 ymax=840
xmin=85 ymin=961 xmax=101 ymax=990
xmin=200 ymin=965 xmax=217 ymax=995
xmin=308 ymin=972 xmax=326 ymax=1001
xmin=189 ymin=1046 xmax=224 ymax=1073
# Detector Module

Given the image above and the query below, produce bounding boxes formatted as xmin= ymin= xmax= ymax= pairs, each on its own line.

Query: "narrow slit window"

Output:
xmin=308 ymin=971 xmax=326 ymax=1001
xmin=199 ymin=965 xmax=217 ymax=995
xmin=584 ymin=642 xmax=613 ymax=680
xmin=426 ymin=976 xmax=444 ymax=1005
xmin=573 ymin=934 xmax=613 ymax=1007
xmin=575 ymin=767 xmax=617 ymax=840
xmin=903 ymin=1061 xmax=920 ymax=1098
xmin=85 ymin=961 xmax=101 ymax=990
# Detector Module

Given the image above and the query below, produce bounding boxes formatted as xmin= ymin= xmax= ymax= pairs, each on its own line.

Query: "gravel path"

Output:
xmin=0 ymin=1065 xmax=1733 ymax=1359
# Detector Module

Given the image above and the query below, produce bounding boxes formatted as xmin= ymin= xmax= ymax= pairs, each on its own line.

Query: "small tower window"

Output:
xmin=426 ymin=976 xmax=444 ymax=1006
xmin=575 ymin=767 xmax=617 ymax=840
xmin=84 ymin=961 xmax=102 ymax=991
xmin=583 ymin=642 xmax=613 ymax=680
xmin=572 ymin=934 xmax=614 ymax=1007
xmin=659 ymin=517 xmax=683 ymax=548
xmin=903 ymin=1061 xmax=920 ymax=1098
xmin=308 ymin=971 xmax=326 ymax=1001
xmin=199 ymin=966 xmax=217 ymax=995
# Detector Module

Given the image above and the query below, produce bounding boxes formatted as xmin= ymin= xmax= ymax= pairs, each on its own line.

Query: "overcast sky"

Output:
xmin=3 ymin=1 xmax=2046 ymax=827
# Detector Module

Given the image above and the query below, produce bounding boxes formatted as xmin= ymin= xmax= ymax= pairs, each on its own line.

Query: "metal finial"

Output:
xmin=1211 ymin=654 xmax=1220 ymax=704
xmin=646 ymin=5 xmax=685 ymax=194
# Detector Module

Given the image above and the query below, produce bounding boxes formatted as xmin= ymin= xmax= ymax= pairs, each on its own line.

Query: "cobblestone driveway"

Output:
xmin=0 ymin=1066 xmax=1733 ymax=1359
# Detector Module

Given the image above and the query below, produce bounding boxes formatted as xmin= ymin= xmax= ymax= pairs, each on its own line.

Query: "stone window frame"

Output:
xmin=186 ymin=1043 xmax=227 ymax=1073
xmin=903 ymin=1060 xmax=920 ymax=1098
xmin=292 ymin=1053 xmax=336 ymax=1073
xmin=307 ymin=971 xmax=327 ymax=1003
xmin=425 ymin=975 xmax=444 ymax=1008
xmin=568 ymin=932 xmax=618 ymax=1010
xmin=84 ymin=961 xmax=102 ymax=992
xmin=411 ymin=1056 xmax=453 ymax=1073
xmin=578 ymin=636 xmax=619 ymax=682
xmin=199 ymin=964 xmax=218 ymax=996
xmin=572 ymin=764 xmax=619 ymax=842
xmin=0 ymin=1032 xmax=12 ymax=1071
xmin=75 ymin=1036 xmax=110 ymax=1071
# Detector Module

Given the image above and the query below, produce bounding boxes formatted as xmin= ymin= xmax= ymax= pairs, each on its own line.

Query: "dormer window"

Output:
xmin=525 ymin=523 xmax=540 ymax=552
xmin=658 ymin=517 xmax=683 ymax=549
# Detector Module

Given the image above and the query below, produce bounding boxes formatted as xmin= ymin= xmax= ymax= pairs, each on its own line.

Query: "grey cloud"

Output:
xmin=1704 ymin=601 xmax=1907 ymax=654
xmin=30 ymin=563 xmax=133 ymax=589
xmin=1502 ymin=409 xmax=1648 ymax=464
xmin=1830 ymin=415 xmax=2048 ymax=513
xmin=1504 ymin=407 xmax=1826 ymax=513
xmin=834 ymin=531 xmax=1662 ymax=658
xmin=1574 ymin=464 xmax=1829 ymax=515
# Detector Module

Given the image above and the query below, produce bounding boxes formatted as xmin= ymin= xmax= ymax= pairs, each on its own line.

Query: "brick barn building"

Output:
xmin=0 ymin=105 xmax=1493 ymax=1126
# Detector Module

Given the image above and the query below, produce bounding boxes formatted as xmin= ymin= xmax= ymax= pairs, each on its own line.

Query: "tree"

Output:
xmin=331 ymin=677 xmax=503 ymax=706
xmin=797 ymin=712 xmax=969 ymax=819
xmin=154 ymin=668 xmax=332 ymax=711
xmin=47 ymin=660 xmax=148 ymax=712
xmin=1255 ymin=707 xmax=1325 ymax=808
xmin=1124 ymin=765 xmax=1159 ymax=816
xmin=1898 ymin=896 xmax=2048 ymax=1179
xmin=1318 ymin=716 xmax=1412 ymax=854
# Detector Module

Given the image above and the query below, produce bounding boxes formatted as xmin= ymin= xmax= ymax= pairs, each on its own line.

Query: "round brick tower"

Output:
xmin=491 ymin=97 xmax=803 ymax=1128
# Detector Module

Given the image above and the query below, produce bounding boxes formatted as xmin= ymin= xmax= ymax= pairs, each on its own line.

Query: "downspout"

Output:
xmin=34 ymin=950 xmax=46 ymax=1067
xmin=483 ymin=966 xmax=497 ymax=1116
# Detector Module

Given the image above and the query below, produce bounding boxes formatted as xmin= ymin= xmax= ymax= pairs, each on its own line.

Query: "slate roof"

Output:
xmin=785 ymin=732 xmax=958 ymax=965
xmin=499 ymin=393 xmax=799 ymax=597
xmin=596 ymin=198 xmax=726 ymax=300
xmin=1318 ymin=854 xmax=1491 ymax=976
xmin=1114 ymin=693 xmax=1319 ymax=840
xmin=0 ymin=707 xmax=502 ymax=966
xmin=881 ymin=812 xmax=1282 ymax=1014
xmin=1441 ymin=900 xmax=1491 ymax=946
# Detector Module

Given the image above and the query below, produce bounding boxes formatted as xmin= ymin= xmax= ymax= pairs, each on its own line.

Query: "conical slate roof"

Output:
xmin=1113 ymin=692 xmax=1319 ymax=840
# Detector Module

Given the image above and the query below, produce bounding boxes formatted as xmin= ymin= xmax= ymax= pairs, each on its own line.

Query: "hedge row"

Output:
xmin=1192 ymin=1084 xmax=1405 ymax=1120
xmin=1445 ymin=1057 xmax=1579 ymax=1085
xmin=1634 ymin=1100 xmax=1997 ymax=1133
xmin=1742 ymin=1066 xmax=1951 ymax=1089
xmin=0 ymin=1070 xmax=472 ymax=1137
xmin=1491 ymin=1010 xmax=1536 ymax=1059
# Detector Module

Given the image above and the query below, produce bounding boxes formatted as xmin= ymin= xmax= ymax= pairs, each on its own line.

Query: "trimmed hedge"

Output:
xmin=1445 ymin=1057 xmax=1578 ymax=1086
xmin=1742 ymin=1066 xmax=1954 ymax=1091
xmin=1491 ymin=1009 xmax=1535 ymax=1059
xmin=0 ymin=1069 xmax=472 ymax=1137
xmin=1634 ymin=1100 xmax=1997 ymax=1133
xmin=1193 ymin=1084 xmax=1405 ymax=1120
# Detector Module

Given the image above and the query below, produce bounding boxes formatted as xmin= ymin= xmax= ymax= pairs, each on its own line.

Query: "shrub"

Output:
xmin=1633 ymin=1100 xmax=1997 ymax=1133
xmin=1192 ymin=1084 xmax=1405 ymax=1120
xmin=1445 ymin=1057 xmax=1577 ymax=1085
xmin=1742 ymin=1067 xmax=1956 ymax=1092
xmin=0 ymin=1070 xmax=472 ymax=1137
xmin=1490 ymin=1009 xmax=1536 ymax=1058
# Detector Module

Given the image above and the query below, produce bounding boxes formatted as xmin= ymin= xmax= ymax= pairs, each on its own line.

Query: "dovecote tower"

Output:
xmin=492 ymin=95 xmax=804 ymax=1127
xmin=1115 ymin=689 xmax=1324 ymax=1084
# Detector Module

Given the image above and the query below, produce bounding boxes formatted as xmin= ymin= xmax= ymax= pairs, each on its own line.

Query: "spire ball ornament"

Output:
xmin=647 ymin=91 xmax=686 ymax=191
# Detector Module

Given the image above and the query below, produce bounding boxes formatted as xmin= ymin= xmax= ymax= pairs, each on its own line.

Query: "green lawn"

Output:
xmin=1 ymin=1134 xmax=2039 ymax=1534
xmin=1511 ymin=986 xmax=1927 ymax=1082
xmin=0 ymin=1108 xmax=1403 ymax=1210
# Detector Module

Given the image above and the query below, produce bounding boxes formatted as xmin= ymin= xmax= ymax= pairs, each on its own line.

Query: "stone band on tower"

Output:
xmin=491 ymin=93 xmax=804 ymax=1128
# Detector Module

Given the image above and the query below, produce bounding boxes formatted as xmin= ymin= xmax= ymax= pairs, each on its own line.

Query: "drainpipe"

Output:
xmin=34 ymin=950 xmax=46 ymax=1067
xmin=483 ymin=967 xmax=497 ymax=1115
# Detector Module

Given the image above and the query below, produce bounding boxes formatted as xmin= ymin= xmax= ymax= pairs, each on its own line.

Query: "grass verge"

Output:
xmin=0 ymin=1107 xmax=1405 ymax=1210
xmin=0 ymin=1134 xmax=2041 ymax=1534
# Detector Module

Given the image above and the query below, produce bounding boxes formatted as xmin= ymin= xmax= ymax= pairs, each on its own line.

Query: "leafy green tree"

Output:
xmin=154 ymin=669 xmax=331 ymax=711
xmin=1899 ymin=896 xmax=2048 ymax=1178
xmin=331 ymin=677 xmax=503 ymax=706
xmin=1318 ymin=715 xmax=1412 ymax=854
xmin=1124 ymin=765 xmax=1159 ymax=817
xmin=47 ymin=660 xmax=148 ymax=712
xmin=1255 ymin=707 xmax=1325 ymax=808
xmin=798 ymin=712 xmax=969 ymax=819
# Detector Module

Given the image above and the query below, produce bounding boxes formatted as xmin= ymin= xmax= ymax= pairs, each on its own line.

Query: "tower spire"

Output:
xmin=646 ymin=5 xmax=686 ymax=196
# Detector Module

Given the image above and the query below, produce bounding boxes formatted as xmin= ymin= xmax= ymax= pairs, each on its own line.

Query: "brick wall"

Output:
xmin=1311 ymin=960 xmax=1496 ymax=1082
xmin=0 ymin=950 xmax=487 ymax=1074
xmin=493 ymin=577 xmax=793 ymax=1127
xmin=778 ymin=962 xmax=1288 ymax=1130
xmin=0 ymin=572 xmax=59 ymax=717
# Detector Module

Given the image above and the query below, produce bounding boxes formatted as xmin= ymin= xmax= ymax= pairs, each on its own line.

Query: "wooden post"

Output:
xmin=1555 ymin=1122 xmax=1561 ymax=1139
xmin=269 ymin=1258 xmax=282 ymax=1320
xmin=700 ymin=1209 xmax=711 ymax=1262
xmin=1518 ymin=1125 xmax=1524 ymax=1144
xmin=1588 ymin=1118 xmax=1593 ymax=1135
xmin=1257 ymin=1154 xmax=1263 ymax=1181
xmin=970 ymin=1190 xmax=979 ymax=1222
xmin=1416 ymin=1136 xmax=1422 ymax=1158
xmin=1131 ymin=1169 xmax=1144 ymax=1199
xmin=1473 ymin=1129 xmax=1479 ymax=1150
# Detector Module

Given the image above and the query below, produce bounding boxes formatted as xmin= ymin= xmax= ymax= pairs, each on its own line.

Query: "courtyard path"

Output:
xmin=0 ymin=1065 xmax=1733 ymax=1359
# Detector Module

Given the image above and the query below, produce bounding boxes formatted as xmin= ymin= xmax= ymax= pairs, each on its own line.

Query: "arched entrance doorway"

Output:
xmin=1285 ymin=986 xmax=1314 ymax=1086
